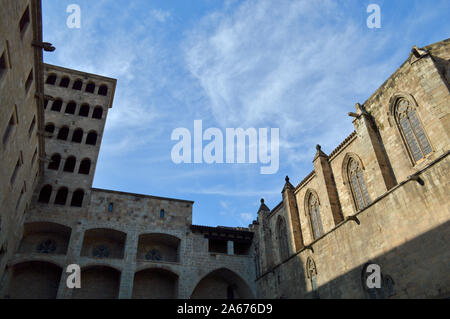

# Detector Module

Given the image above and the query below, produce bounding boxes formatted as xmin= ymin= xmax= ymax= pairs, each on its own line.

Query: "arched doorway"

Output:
xmin=132 ymin=268 xmax=178 ymax=299
xmin=71 ymin=266 xmax=121 ymax=299
xmin=191 ymin=268 xmax=254 ymax=299
xmin=7 ymin=261 xmax=62 ymax=299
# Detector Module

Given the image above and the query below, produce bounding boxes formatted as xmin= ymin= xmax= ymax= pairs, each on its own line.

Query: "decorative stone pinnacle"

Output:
xmin=285 ymin=176 xmax=290 ymax=183
xmin=261 ymin=198 xmax=264 ymax=204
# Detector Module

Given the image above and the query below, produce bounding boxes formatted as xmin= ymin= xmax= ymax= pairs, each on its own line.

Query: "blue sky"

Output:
xmin=42 ymin=0 xmax=450 ymax=227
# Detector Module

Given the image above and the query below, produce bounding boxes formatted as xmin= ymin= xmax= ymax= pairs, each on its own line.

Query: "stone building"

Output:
xmin=1 ymin=0 xmax=449 ymax=299
xmin=251 ymin=39 xmax=450 ymax=299
xmin=0 ymin=0 xmax=255 ymax=299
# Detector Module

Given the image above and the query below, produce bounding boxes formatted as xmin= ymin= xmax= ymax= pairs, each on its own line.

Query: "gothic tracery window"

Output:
xmin=348 ymin=158 xmax=370 ymax=211
xmin=145 ymin=249 xmax=162 ymax=261
xmin=395 ymin=98 xmax=432 ymax=163
xmin=308 ymin=193 xmax=323 ymax=240
xmin=36 ymin=239 xmax=56 ymax=254
xmin=306 ymin=257 xmax=319 ymax=298
xmin=93 ymin=245 xmax=110 ymax=258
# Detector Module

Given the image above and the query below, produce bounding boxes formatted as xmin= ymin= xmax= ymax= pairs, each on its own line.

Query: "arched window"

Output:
xmin=71 ymin=189 xmax=84 ymax=207
xmin=85 ymin=82 xmax=95 ymax=93
xmin=45 ymin=74 xmax=57 ymax=85
xmin=98 ymin=85 xmax=108 ymax=96
xmin=72 ymin=128 xmax=83 ymax=143
xmin=79 ymin=159 xmax=91 ymax=175
xmin=348 ymin=158 xmax=370 ymax=211
xmin=63 ymin=156 xmax=76 ymax=173
xmin=307 ymin=192 xmax=323 ymax=240
xmin=72 ymin=79 xmax=83 ymax=90
xmin=394 ymin=97 xmax=432 ymax=163
xmin=48 ymin=154 xmax=61 ymax=170
xmin=38 ymin=185 xmax=52 ymax=203
xmin=45 ymin=123 xmax=55 ymax=134
xmin=54 ymin=187 xmax=68 ymax=205
xmin=306 ymin=257 xmax=319 ymax=298
xmin=64 ymin=102 xmax=76 ymax=114
xmin=59 ymin=77 xmax=70 ymax=88
xmin=86 ymin=131 xmax=98 ymax=146
xmin=79 ymin=104 xmax=90 ymax=117
xmin=92 ymin=106 xmax=103 ymax=119
xmin=276 ymin=216 xmax=289 ymax=261
xmin=51 ymin=99 xmax=63 ymax=112
xmin=57 ymin=126 xmax=69 ymax=140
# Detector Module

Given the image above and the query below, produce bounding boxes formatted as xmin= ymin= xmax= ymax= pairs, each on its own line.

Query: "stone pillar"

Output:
xmin=258 ymin=199 xmax=274 ymax=271
xmin=282 ymin=176 xmax=304 ymax=251
xmin=352 ymin=103 xmax=397 ymax=193
xmin=313 ymin=145 xmax=343 ymax=226
xmin=118 ymin=231 xmax=138 ymax=299
xmin=227 ymin=240 xmax=234 ymax=255
xmin=57 ymin=222 xmax=84 ymax=299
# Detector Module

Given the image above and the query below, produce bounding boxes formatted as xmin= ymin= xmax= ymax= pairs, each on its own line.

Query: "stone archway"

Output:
xmin=191 ymin=268 xmax=254 ymax=299
xmin=132 ymin=268 xmax=178 ymax=299
xmin=7 ymin=261 xmax=62 ymax=299
xmin=71 ymin=266 xmax=121 ymax=299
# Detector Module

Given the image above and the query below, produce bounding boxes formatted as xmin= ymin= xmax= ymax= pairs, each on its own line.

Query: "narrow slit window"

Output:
xmin=19 ymin=6 xmax=30 ymax=35
xmin=28 ymin=116 xmax=36 ymax=138
xmin=3 ymin=111 xmax=17 ymax=145
xmin=0 ymin=51 xmax=7 ymax=81
xmin=25 ymin=69 xmax=33 ymax=93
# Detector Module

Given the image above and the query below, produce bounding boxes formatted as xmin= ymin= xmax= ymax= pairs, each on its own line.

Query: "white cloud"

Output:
xmin=150 ymin=9 xmax=171 ymax=23
xmin=240 ymin=212 xmax=254 ymax=223
xmin=182 ymin=0 xmax=402 ymax=170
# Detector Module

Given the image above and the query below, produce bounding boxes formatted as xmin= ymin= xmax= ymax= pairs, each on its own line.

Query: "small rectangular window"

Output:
xmin=28 ymin=115 xmax=36 ymax=138
xmin=19 ymin=6 xmax=30 ymax=35
xmin=25 ymin=69 xmax=33 ymax=93
xmin=108 ymin=202 xmax=114 ymax=212
xmin=0 ymin=51 xmax=7 ymax=81
xmin=160 ymin=209 xmax=165 ymax=218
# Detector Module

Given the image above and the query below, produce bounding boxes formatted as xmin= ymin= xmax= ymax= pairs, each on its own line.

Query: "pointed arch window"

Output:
xmin=348 ymin=158 xmax=370 ymax=211
xmin=308 ymin=193 xmax=323 ymax=240
xmin=395 ymin=98 xmax=432 ymax=163
xmin=276 ymin=216 xmax=289 ymax=261
xmin=306 ymin=257 xmax=319 ymax=298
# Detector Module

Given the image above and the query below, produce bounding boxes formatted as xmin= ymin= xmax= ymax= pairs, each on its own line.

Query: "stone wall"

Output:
xmin=253 ymin=39 xmax=450 ymax=299
xmin=0 ymin=0 xmax=45 ymax=283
